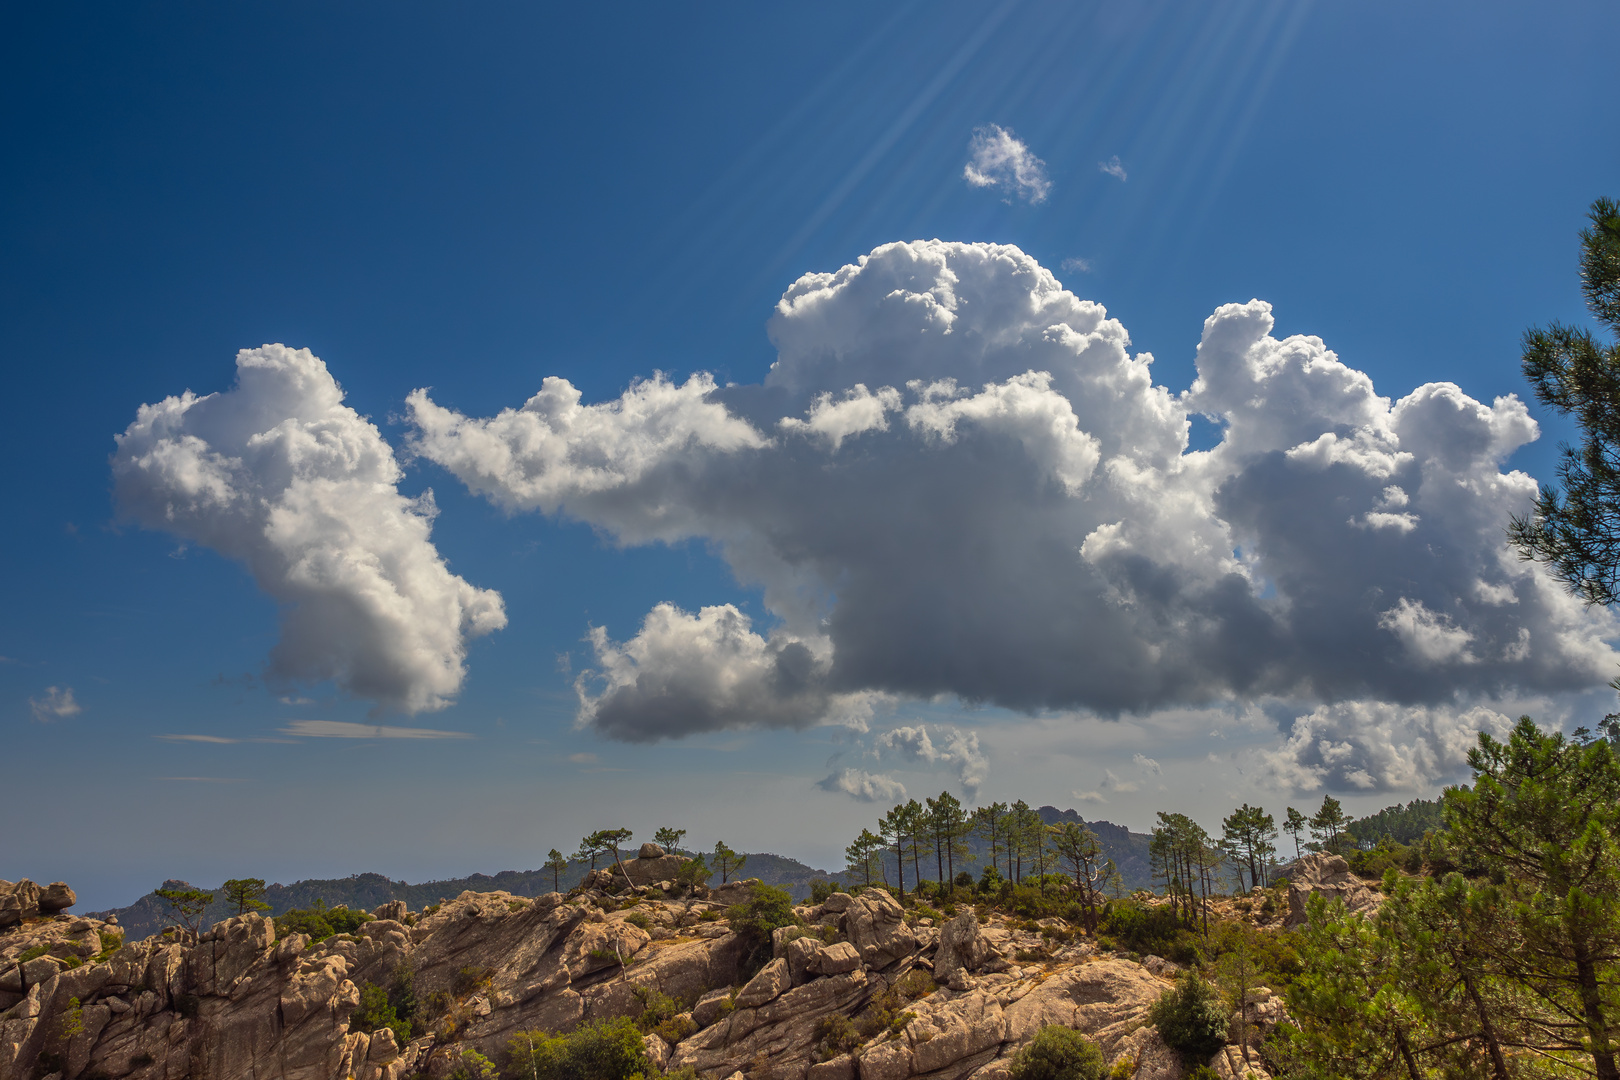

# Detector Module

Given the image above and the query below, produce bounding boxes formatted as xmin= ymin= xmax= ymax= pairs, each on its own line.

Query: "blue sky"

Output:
xmin=4 ymin=1 xmax=1618 ymax=911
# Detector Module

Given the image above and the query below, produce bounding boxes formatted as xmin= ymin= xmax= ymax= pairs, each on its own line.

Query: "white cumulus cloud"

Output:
xmin=114 ymin=345 xmax=506 ymax=714
xmin=818 ymin=767 xmax=907 ymax=803
xmin=1259 ymin=701 xmax=1516 ymax=792
xmin=409 ymin=240 xmax=1619 ymax=763
xmin=574 ymin=602 xmax=878 ymax=743
xmin=29 ymin=686 xmax=80 ymax=723
xmin=963 ymin=124 xmax=1051 ymax=204
xmin=874 ymin=724 xmax=989 ymax=794
xmin=1098 ymin=156 xmax=1127 ymax=181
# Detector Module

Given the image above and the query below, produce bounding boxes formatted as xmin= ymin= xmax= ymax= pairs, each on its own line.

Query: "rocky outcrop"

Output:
xmin=1283 ymin=854 xmax=1383 ymax=928
xmin=0 ymin=883 xmax=75 ymax=929
xmin=1 ymin=876 xmax=1284 ymax=1080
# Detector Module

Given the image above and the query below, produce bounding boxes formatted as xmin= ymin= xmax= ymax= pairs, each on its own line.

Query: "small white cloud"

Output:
xmin=1132 ymin=753 xmax=1161 ymax=774
xmin=963 ymin=124 xmax=1051 ymax=204
xmin=1101 ymin=767 xmax=1139 ymax=794
xmin=29 ymin=686 xmax=80 ymax=723
xmin=817 ymin=767 xmax=907 ymax=803
xmin=1071 ymin=789 xmax=1107 ymax=804
xmin=874 ymin=723 xmax=988 ymax=794
xmin=155 ymin=734 xmax=240 ymax=744
xmin=1060 ymin=257 xmax=1094 ymax=274
xmin=278 ymin=696 xmax=316 ymax=706
xmin=1378 ymin=598 xmax=1476 ymax=664
xmin=1098 ymin=156 xmax=1127 ymax=181
xmin=568 ymin=752 xmax=599 ymax=764
xmin=280 ymin=719 xmax=472 ymax=739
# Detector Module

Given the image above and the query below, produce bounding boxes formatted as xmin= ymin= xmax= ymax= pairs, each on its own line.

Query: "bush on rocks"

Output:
xmin=1147 ymin=971 xmax=1229 ymax=1063
xmin=1005 ymin=1024 xmax=1107 ymax=1080
xmin=503 ymin=1018 xmax=650 ymax=1080
xmin=726 ymin=882 xmax=799 ymax=976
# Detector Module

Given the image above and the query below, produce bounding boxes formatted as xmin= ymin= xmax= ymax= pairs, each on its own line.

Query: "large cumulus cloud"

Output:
xmin=115 ymin=345 xmax=506 ymax=713
xmin=406 ymin=240 xmax=1619 ymax=757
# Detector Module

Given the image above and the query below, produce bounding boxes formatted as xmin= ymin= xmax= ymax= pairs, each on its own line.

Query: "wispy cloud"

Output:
xmin=1072 ymin=789 xmax=1106 ymax=804
xmin=1132 ymin=753 xmax=1162 ymax=775
xmin=963 ymin=124 xmax=1051 ymax=204
xmin=278 ymin=695 xmax=315 ymax=706
xmin=568 ymin=752 xmax=599 ymax=764
xmin=1098 ymin=155 xmax=1127 ymax=181
xmin=29 ymin=686 xmax=80 ymax=723
xmin=1060 ymin=257 xmax=1093 ymax=274
xmin=280 ymin=719 xmax=472 ymax=740
xmin=157 ymin=734 xmax=240 ymax=744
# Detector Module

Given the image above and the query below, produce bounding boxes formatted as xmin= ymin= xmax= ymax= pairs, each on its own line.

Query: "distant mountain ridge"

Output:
xmin=89 ymin=809 xmax=1155 ymax=939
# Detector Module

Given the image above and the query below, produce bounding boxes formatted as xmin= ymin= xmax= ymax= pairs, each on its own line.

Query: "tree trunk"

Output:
xmin=894 ymin=837 xmax=906 ymax=900
xmin=1575 ymin=945 xmax=1620 ymax=1080
xmin=1457 ymin=965 xmax=1511 ymax=1080
xmin=1393 ymin=1028 xmax=1423 ymax=1080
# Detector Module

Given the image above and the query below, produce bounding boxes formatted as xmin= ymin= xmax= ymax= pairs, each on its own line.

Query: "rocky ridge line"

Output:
xmin=4 ymin=847 xmax=1304 ymax=1080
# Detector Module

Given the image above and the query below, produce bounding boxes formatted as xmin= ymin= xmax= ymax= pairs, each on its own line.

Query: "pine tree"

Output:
xmin=1309 ymin=796 xmax=1351 ymax=854
xmin=653 ymin=827 xmax=687 ymax=853
xmin=544 ymin=849 xmax=569 ymax=892
xmin=154 ymin=886 xmax=214 ymax=934
xmin=881 ymin=803 xmax=911 ymax=900
xmin=1446 ymin=718 xmax=1620 ymax=1080
xmin=1049 ymin=821 xmax=1107 ymax=929
xmin=973 ymin=802 xmax=1011 ymax=883
xmin=845 ymin=828 xmax=885 ymax=887
xmin=221 ymin=878 xmax=269 ymax=916
xmin=1284 ymin=807 xmax=1307 ymax=859
xmin=1510 ymin=197 xmax=1620 ymax=606
xmin=712 ymin=840 xmax=746 ymax=884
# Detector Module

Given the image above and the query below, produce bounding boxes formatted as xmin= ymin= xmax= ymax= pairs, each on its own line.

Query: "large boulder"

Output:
xmin=0 ymin=881 xmax=43 ymax=927
xmin=840 ymin=889 xmax=917 ymax=968
xmin=1283 ymin=853 xmax=1383 ymax=928
xmin=935 ymin=911 xmax=995 ymax=988
xmin=615 ymin=854 xmax=690 ymax=888
xmin=736 ymin=958 xmax=790 ymax=1008
xmin=38 ymin=884 xmax=75 ymax=915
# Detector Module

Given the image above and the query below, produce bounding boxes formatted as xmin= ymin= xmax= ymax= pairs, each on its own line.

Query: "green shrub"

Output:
xmin=698 ymin=909 xmax=722 ymax=923
xmin=353 ymin=982 xmax=413 ymax=1046
xmin=809 ymin=880 xmax=840 ymax=904
xmin=726 ymin=882 xmax=800 ymax=976
xmin=502 ymin=1018 xmax=650 ymax=1080
xmin=814 ymin=1014 xmax=862 ymax=1060
xmin=624 ymin=912 xmax=652 ymax=931
xmin=1005 ymin=1024 xmax=1107 ymax=1080
xmin=1106 ymin=1061 xmax=1134 ymax=1080
xmin=453 ymin=966 xmax=493 ymax=995
xmin=1183 ymin=1068 xmax=1221 ymax=1080
xmin=1147 ymin=971 xmax=1228 ymax=1062
xmin=95 ymin=931 xmax=124 ymax=963
xmin=276 ymin=901 xmax=373 ymax=944
xmin=631 ymin=986 xmax=682 ymax=1034
xmin=655 ymin=1013 xmax=698 ymax=1044
xmin=451 ymin=1049 xmax=498 ymax=1080
xmin=17 ymin=945 xmax=49 ymax=963
xmin=1098 ymin=903 xmax=1191 ymax=959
